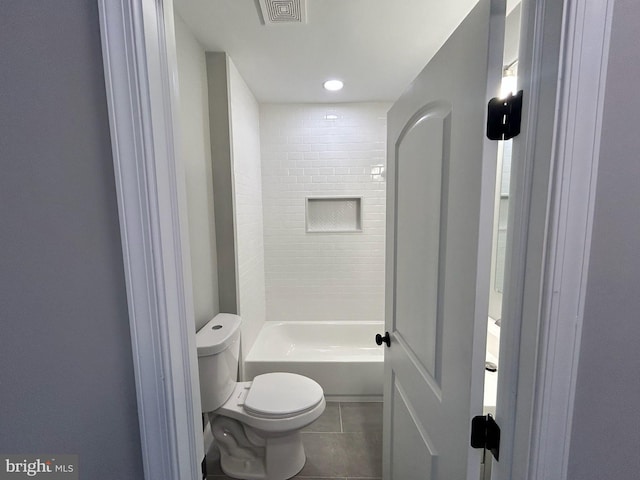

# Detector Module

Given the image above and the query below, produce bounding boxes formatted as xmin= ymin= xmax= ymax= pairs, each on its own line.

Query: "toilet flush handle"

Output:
xmin=375 ymin=332 xmax=390 ymax=348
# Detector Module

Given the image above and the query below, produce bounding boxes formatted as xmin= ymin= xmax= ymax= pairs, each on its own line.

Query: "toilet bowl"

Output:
xmin=211 ymin=373 xmax=325 ymax=479
xmin=197 ymin=314 xmax=326 ymax=480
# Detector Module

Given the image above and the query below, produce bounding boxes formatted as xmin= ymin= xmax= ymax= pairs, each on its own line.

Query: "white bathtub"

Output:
xmin=244 ymin=321 xmax=384 ymax=401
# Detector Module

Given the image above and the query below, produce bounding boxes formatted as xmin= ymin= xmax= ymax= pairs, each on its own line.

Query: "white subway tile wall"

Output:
xmin=228 ymin=60 xmax=267 ymax=361
xmin=260 ymin=103 xmax=391 ymax=322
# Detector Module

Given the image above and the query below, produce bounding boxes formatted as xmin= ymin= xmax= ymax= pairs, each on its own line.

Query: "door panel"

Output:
xmin=383 ymin=1 xmax=505 ymax=479
xmin=390 ymin=372 xmax=437 ymax=479
xmin=394 ymin=105 xmax=451 ymax=386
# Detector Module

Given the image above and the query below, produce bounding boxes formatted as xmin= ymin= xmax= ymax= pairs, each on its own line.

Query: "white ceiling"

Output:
xmin=174 ymin=0 xmax=518 ymax=104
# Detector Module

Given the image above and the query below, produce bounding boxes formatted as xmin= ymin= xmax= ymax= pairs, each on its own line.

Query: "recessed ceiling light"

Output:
xmin=323 ymin=79 xmax=344 ymax=91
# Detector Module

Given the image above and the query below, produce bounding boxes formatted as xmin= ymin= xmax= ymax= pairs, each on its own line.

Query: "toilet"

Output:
xmin=197 ymin=313 xmax=326 ymax=480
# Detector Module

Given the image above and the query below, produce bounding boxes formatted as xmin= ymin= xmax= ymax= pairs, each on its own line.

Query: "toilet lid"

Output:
xmin=244 ymin=372 xmax=324 ymax=418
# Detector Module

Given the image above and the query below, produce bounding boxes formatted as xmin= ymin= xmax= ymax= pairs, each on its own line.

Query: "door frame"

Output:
xmin=96 ymin=1 xmax=614 ymax=480
xmin=496 ymin=1 xmax=615 ymax=478
xmin=97 ymin=1 xmax=203 ymax=480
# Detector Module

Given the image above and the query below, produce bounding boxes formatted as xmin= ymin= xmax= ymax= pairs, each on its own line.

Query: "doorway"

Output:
xmin=96 ymin=0 xmax=610 ymax=478
xmin=174 ymin=1 xmax=518 ymax=479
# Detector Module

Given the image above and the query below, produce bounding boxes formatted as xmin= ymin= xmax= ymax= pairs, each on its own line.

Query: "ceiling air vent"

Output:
xmin=257 ymin=0 xmax=307 ymax=25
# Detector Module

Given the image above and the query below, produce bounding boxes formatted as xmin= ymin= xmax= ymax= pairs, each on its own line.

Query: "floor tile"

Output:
xmin=206 ymin=403 xmax=382 ymax=479
xmin=205 ymin=448 xmax=224 ymax=476
xmin=303 ymin=402 xmax=341 ymax=432
xmin=299 ymin=432 xmax=349 ymax=477
xmin=340 ymin=402 xmax=383 ymax=433
xmin=295 ymin=477 xmax=347 ymax=479
xmin=342 ymin=432 xmax=383 ymax=478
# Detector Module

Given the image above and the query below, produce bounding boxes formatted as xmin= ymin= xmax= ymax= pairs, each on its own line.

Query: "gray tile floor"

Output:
xmin=207 ymin=401 xmax=382 ymax=480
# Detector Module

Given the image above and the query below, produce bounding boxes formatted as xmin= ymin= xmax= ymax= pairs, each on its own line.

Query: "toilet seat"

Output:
xmin=216 ymin=373 xmax=325 ymax=432
xmin=244 ymin=372 xmax=324 ymax=418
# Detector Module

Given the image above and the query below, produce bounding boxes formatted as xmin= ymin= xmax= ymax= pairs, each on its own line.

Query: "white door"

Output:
xmin=382 ymin=1 xmax=505 ymax=479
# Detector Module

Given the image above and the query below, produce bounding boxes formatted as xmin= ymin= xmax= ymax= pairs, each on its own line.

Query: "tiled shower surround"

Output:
xmin=228 ymin=60 xmax=267 ymax=359
xmin=260 ymin=104 xmax=391 ymax=323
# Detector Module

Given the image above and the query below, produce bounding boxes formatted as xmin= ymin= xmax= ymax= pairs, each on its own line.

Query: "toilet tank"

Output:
xmin=196 ymin=313 xmax=242 ymax=412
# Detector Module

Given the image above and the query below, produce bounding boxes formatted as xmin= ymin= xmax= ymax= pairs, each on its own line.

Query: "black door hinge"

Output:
xmin=487 ymin=90 xmax=523 ymax=140
xmin=471 ymin=413 xmax=501 ymax=461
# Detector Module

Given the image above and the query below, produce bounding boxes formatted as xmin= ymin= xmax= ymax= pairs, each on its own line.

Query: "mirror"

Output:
xmin=495 ymin=139 xmax=511 ymax=294
xmin=488 ymin=62 xmax=517 ymax=320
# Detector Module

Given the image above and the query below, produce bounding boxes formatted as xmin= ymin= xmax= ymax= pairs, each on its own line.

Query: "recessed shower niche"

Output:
xmin=305 ymin=197 xmax=363 ymax=233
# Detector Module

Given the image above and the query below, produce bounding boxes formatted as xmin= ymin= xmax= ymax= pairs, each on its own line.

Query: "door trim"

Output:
xmin=97 ymin=1 xmax=203 ymax=480
xmin=495 ymin=0 xmax=615 ymax=479
xmin=525 ymin=1 xmax=615 ymax=479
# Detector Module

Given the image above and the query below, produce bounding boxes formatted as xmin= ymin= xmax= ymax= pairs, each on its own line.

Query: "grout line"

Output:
xmin=302 ymin=431 xmax=342 ymax=434
xmin=295 ymin=477 xmax=349 ymax=479
xmin=338 ymin=402 xmax=344 ymax=433
xmin=295 ymin=477 xmax=350 ymax=479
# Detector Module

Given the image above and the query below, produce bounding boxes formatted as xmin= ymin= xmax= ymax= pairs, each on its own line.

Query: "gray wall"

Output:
xmin=206 ymin=53 xmax=239 ymax=315
xmin=175 ymin=15 xmax=220 ymax=331
xmin=0 ymin=1 xmax=144 ymax=478
xmin=567 ymin=0 xmax=640 ymax=478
